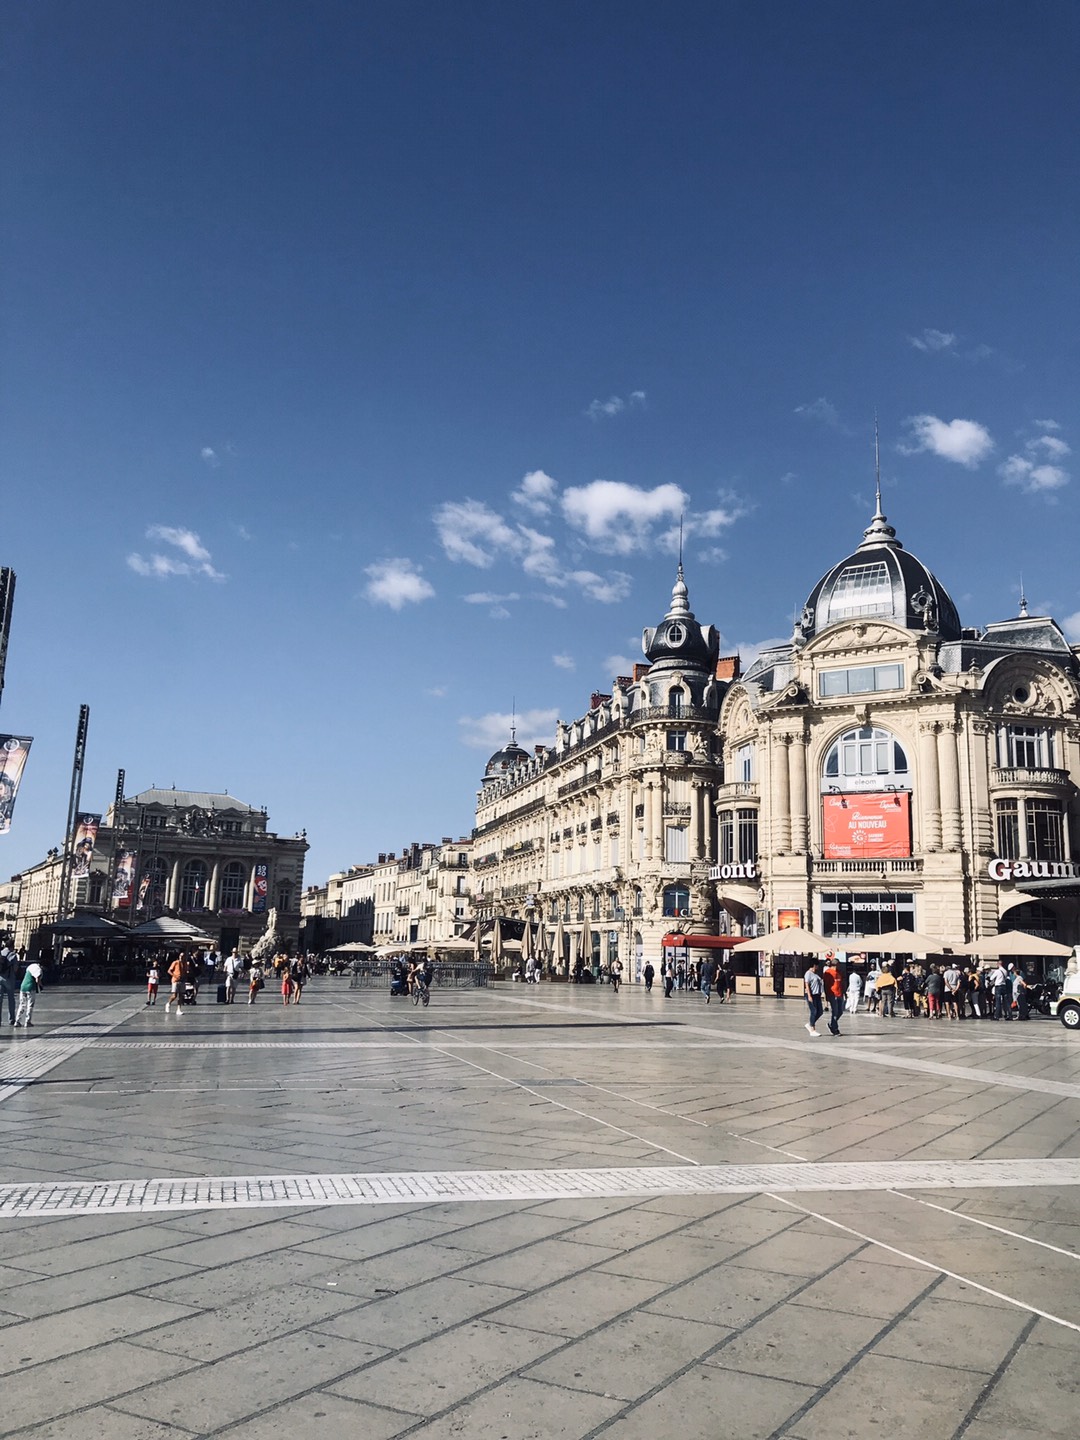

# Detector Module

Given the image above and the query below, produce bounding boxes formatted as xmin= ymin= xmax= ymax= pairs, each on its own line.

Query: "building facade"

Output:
xmin=16 ymin=787 xmax=308 ymax=954
xmin=712 ymin=497 xmax=1080 ymax=964
xmin=473 ymin=569 xmax=735 ymax=973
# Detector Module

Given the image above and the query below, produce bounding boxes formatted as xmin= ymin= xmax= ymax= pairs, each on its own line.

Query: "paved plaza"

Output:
xmin=1 ymin=980 xmax=1079 ymax=1439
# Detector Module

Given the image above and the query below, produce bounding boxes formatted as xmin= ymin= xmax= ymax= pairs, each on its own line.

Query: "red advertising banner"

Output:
xmin=822 ymin=791 xmax=911 ymax=859
xmin=777 ymin=908 xmax=803 ymax=929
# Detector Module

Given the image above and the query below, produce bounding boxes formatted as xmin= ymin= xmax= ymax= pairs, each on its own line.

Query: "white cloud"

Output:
xmin=434 ymin=499 xmax=519 ymax=567
xmin=427 ymin=685 xmax=448 ymax=698
xmin=567 ymin=569 xmax=632 ymax=604
xmin=908 ymin=328 xmax=957 ymax=353
xmin=128 ymin=525 xmax=224 ymax=581
xmin=794 ymin=397 xmax=842 ymax=429
xmin=458 ymin=708 xmax=559 ymax=751
xmin=363 ymin=557 xmax=435 ymax=610
xmin=900 ymin=414 xmax=995 ymax=468
xmin=1061 ymin=612 xmax=1080 ymax=642
xmin=585 ymin=390 xmax=646 ymax=421
xmin=511 ymin=469 xmax=558 ymax=515
xmin=732 ymin=635 xmax=791 ymax=672
xmin=561 ymin=480 xmax=686 ymax=555
xmin=999 ymin=424 xmax=1072 ymax=496
xmin=552 ymin=653 xmax=576 ymax=671
xmin=463 ymin=591 xmax=520 ymax=605
xmin=602 ymin=653 xmax=639 ymax=679
xmin=200 ymin=446 xmax=220 ymax=467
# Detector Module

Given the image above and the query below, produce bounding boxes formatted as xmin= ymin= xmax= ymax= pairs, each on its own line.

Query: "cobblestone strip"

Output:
xmin=2 ymin=1156 xmax=1079 ymax=1218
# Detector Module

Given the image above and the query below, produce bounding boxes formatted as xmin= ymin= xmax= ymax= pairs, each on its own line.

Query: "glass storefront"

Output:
xmin=820 ymin=890 xmax=914 ymax=938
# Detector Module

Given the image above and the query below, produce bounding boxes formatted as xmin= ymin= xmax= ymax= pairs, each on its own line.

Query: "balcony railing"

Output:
xmin=990 ymin=767 xmax=1071 ymax=789
xmin=814 ymin=858 xmax=924 ymax=875
xmin=715 ymin=781 xmax=759 ymax=803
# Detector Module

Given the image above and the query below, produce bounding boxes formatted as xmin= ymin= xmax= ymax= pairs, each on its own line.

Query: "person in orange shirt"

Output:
xmin=823 ymin=955 xmax=845 ymax=1036
xmin=164 ymin=952 xmax=189 ymax=1017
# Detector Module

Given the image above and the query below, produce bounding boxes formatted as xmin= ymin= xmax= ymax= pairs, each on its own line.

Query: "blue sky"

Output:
xmin=2 ymin=1 xmax=1078 ymax=889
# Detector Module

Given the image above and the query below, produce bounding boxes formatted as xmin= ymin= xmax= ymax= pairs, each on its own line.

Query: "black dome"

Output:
xmin=484 ymin=740 xmax=530 ymax=780
xmin=798 ymin=502 xmax=961 ymax=644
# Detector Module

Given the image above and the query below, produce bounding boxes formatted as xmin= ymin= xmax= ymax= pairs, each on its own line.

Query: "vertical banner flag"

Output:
xmin=0 ymin=735 xmax=32 ymax=835
xmin=252 ymin=862 xmax=269 ymax=913
xmin=71 ymin=813 xmax=101 ymax=879
xmin=136 ymin=874 xmax=151 ymax=912
xmin=113 ymin=850 xmax=137 ymax=906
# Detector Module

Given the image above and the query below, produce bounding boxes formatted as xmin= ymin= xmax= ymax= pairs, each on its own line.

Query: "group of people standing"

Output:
xmin=148 ymin=950 xmax=309 ymax=1014
xmin=0 ymin=944 xmax=43 ymax=1028
xmin=805 ymin=955 xmax=1040 ymax=1035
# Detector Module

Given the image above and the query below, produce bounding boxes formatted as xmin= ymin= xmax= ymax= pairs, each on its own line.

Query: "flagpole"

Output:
xmin=56 ymin=705 xmax=90 ymax=924
xmin=0 ymin=569 xmax=15 ymax=717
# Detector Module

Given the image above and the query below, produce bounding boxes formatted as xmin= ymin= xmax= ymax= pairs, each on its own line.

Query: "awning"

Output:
xmin=662 ymin=933 xmax=742 ymax=950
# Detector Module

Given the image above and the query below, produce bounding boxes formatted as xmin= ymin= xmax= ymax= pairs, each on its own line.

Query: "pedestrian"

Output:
xmin=290 ymin=957 xmax=307 ymax=1003
xmin=845 ymin=969 xmax=863 ymax=1014
xmin=164 ymin=952 xmax=190 ymax=1017
xmin=943 ymin=961 xmax=962 ymax=1020
xmin=803 ymin=958 xmax=824 ymax=1036
xmin=223 ymin=950 xmax=242 ymax=1003
xmin=145 ymin=962 xmax=159 ymax=1006
xmin=643 ymin=960 xmax=655 ymax=993
xmin=248 ymin=963 xmax=264 ymax=1004
xmin=1013 ymin=967 xmax=1031 ymax=1021
xmin=926 ymin=965 xmax=945 ymax=1019
xmin=663 ymin=961 xmax=675 ymax=999
xmin=823 ymin=955 xmax=844 ymax=1035
xmin=0 ymin=943 xmax=19 ymax=1025
xmin=700 ymin=954 xmax=717 ymax=1004
xmin=899 ymin=966 xmax=918 ymax=1018
xmin=875 ymin=965 xmax=897 ymax=1017
xmin=610 ymin=956 xmax=623 ymax=993
xmin=15 ymin=959 xmax=43 ymax=1027
xmin=280 ymin=962 xmax=293 ymax=1005
xmin=990 ymin=963 xmax=1010 ymax=1020
xmin=725 ymin=963 xmax=737 ymax=1003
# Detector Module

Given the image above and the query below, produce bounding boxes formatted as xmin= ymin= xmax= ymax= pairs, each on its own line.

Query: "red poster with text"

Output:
xmin=822 ymin=791 xmax=911 ymax=859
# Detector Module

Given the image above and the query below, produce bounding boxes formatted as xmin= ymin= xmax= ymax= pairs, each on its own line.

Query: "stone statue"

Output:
xmin=250 ymin=907 xmax=285 ymax=963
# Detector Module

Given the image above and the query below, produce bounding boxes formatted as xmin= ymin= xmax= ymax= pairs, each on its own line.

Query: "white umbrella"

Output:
xmin=872 ymin=928 xmax=959 ymax=955
xmin=554 ymin=915 xmax=566 ymax=976
xmin=491 ymin=917 xmax=503 ymax=970
xmin=731 ymin=925 xmax=836 ymax=955
xmin=952 ymin=930 xmax=1074 ymax=959
xmin=328 ymin=941 xmax=379 ymax=953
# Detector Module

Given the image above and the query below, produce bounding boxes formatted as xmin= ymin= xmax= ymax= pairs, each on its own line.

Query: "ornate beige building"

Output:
xmin=713 ymin=496 xmax=1080 ymax=962
xmin=473 ymin=569 xmax=737 ymax=974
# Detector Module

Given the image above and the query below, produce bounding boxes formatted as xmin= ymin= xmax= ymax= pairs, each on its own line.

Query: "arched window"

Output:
xmin=668 ymin=687 xmax=685 ymax=718
xmin=219 ymin=861 xmax=246 ymax=911
xmin=822 ymin=726 xmax=909 ymax=791
xmin=663 ymin=884 xmax=690 ymax=918
xmin=139 ymin=857 xmax=169 ymax=913
xmin=180 ymin=859 xmax=208 ymax=911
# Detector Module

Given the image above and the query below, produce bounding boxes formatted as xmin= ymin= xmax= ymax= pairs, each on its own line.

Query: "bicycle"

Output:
xmin=411 ymin=975 xmax=430 ymax=1007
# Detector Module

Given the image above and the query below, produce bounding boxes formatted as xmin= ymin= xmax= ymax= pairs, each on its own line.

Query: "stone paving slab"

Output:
xmin=2 ymin=983 xmax=1080 ymax=1438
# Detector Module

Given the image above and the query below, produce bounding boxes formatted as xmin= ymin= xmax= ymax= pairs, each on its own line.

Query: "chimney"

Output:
xmin=534 ymin=744 xmax=545 ymax=757
xmin=441 ymin=836 xmax=452 ymax=844
xmin=590 ymin=691 xmax=611 ymax=710
xmin=378 ymin=853 xmax=386 ymax=864
xmin=633 ymin=663 xmax=649 ymax=681
xmin=615 ymin=675 xmax=632 ymax=689
xmin=716 ymin=654 xmax=741 ymax=681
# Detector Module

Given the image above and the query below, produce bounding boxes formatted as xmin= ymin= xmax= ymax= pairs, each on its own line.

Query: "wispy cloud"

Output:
xmin=794 ymin=397 xmax=843 ymax=430
xmin=1061 ymin=612 xmax=1080 ymax=643
xmin=200 ymin=446 xmax=220 ymax=467
xmin=127 ymin=525 xmax=225 ymax=581
xmin=999 ymin=422 xmax=1071 ymax=496
xmin=552 ymin=653 xmax=576 ymax=671
xmin=363 ymin=557 xmax=435 ymax=610
xmin=908 ymin=328 xmax=957 ymax=353
xmin=427 ymin=685 xmax=448 ymax=698
xmin=585 ymin=390 xmax=646 ymax=421
xmin=899 ymin=414 xmax=995 ymax=468
xmin=602 ymin=653 xmax=639 ymax=679
xmin=511 ymin=469 xmax=558 ymax=515
xmin=458 ymin=708 xmax=558 ymax=751
xmin=435 ymin=499 xmax=519 ymax=568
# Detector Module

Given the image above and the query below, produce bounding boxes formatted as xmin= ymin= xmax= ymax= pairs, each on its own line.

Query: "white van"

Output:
xmin=1052 ymin=973 xmax=1080 ymax=1030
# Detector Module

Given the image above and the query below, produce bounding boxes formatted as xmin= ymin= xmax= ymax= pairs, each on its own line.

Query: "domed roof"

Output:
xmin=797 ymin=496 xmax=961 ymax=644
xmin=483 ymin=736 xmax=530 ymax=781
xmin=642 ymin=564 xmax=719 ymax=673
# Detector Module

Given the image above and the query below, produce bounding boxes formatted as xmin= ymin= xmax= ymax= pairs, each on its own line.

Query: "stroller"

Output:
xmin=389 ymin=960 xmax=409 ymax=998
xmin=180 ymin=977 xmax=199 ymax=1006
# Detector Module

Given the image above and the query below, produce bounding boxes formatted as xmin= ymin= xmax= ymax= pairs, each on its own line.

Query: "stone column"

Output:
xmin=771 ymin=733 xmax=791 ymax=853
xmin=207 ymin=859 xmax=221 ymax=913
xmin=689 ymin=780 xmax=703 ymax=859
xmin=167 ymin=857 xmax=181 ymax=910
xmin=788 ymin=736 xmax=808 ymax=854
xmin=919 ymin=723 xmax=941 ymax=851
xmin=938 ymin=722 xmax=961 ymax=850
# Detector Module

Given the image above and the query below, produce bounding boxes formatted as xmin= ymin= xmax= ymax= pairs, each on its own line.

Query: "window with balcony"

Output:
xmin=1027 ymin=800 xmax=1065 ymax=862
xmin=718 ymin=811 xmax=734 ymax=866
xmin=180 ymin=860 xmax=208 ymax=911
xmin=734 ymin=743 xmax=755 ymax=783
xmin=219 ymin=861 xmax=246 ymax=910
xmin=668 ymin=687 xmax=685 ymax=717
xmin=999 ymin=725 xmax=1053 ymax=769
xmin=665 ymin=826 xmax=688 ymax=863
xmin=736 ymin=808 xmax=758 ymax=864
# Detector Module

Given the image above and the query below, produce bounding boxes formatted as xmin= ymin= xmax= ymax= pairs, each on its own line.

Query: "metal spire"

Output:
xmin=858 ymin=411 xmax=900 ymax=550
xmin=874 ymin=411 xmax=883 ymax=517
xmin=1018 ymin=575 xmax=1028 ymax=618
xmin=510 ymin=697 xmax=516 ymax=744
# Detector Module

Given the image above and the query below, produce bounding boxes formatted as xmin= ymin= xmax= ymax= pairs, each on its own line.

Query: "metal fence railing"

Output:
xmin=348 ymin=961 xmax=493 ymax=990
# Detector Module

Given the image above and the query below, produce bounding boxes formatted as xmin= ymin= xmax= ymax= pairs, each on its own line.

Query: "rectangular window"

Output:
xmin=1026 ymin=800 xmax=1064 ymax=862
xmin=819 ymin=664 xmax=904 ymax=698
xmin=609 ymin=833 xmax=620 ymax=866
xmin=1001 ymin=725 xmax=1052 ymax=769
xmin=667 ymin=730 xmax=687 ymax=752
xmin=736 ymin=808 xmax=758 ymax=864
xmin=735 ymin=744 xmax=754 ymax=782
xmin=996 ymin=800 xmax=1020 ymax=859
xmin=820 ymin=891 xmax=914 ymax=938
xmin=665 ymin=826 xmax=688 ymax=862
xmin=592 ymin=839 xmax=601 ymax=870
xmin=718 ymin=810 xmax=734 ymax=866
